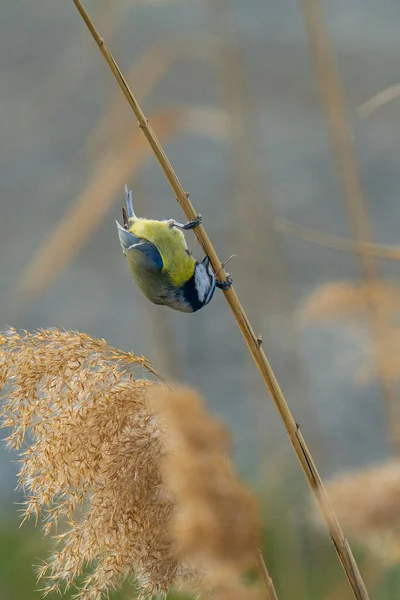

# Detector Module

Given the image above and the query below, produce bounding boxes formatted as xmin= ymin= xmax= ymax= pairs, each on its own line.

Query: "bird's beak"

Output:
xmin=201 ymin=255 xmax=210 ymax=267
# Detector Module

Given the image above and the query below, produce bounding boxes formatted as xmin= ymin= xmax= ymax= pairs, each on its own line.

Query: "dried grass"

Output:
xmin=0 ymin=328 xmax=171 ymax=598
xmin=153 ymin=386 xmax=259 ymax=574
xmin=300 ymin=282 xmax=400 ymax=323
xmin=153 ymin=385 xmax=262 ymax=599
xmin=0 ymin=329 xmax=261 ymax=599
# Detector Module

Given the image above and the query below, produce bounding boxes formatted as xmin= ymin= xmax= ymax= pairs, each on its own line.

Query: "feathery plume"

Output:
xmin=1 ymin=329 xmax=261 ymax=599
xmin=152 ymin=386 xmax=261 ymax=597
xmin=0 ymin=329 xmax=175 ymax=598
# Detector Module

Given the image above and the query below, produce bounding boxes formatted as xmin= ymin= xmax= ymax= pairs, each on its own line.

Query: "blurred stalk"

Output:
xmin=324 ymin=554 xmax=382 ymax=600
xmin=276 ymin=218 xmax=400 ymax=262
xmin=205 ymin=0 xmax=324 ymax=463
xmin=9 ymin=105 xmax=227 ymax=317
xmin=203 ymin=0 xmax=322 ymax=443
xmin=358 ymin=84 xmax=400 ymax=118
xmin=301 ymin=0 xmax=400 ymax=453
xmin=9 ymin=26 xmax=223 ymax=319
xmin=202 ymin=0 xmax=268 ymax=503
xmin=205 ymin=1 xmax=322 ymax=597
xmin=100 ymin=2 xmax=181 ymax=382
xmin=204 ymin=0 xmax=263 ymax=324
xmin=86 ymin=36 xmax=217 ymax=159
xmin=257 ymin=550 xmax=280 ymax=600
xmin=9 ymin=109 xmax=183 ymax=315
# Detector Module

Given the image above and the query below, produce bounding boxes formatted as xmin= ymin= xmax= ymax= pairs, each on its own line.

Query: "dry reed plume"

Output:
xmin=0 ymin=329 xmax=261 ymax=599
xmin=320 ymin=461 xmax=400 ymax=566
xmin=301 ymin=282 xmax=400 ymax=323
xmin=153 ymin=386 xmax=261 ymax=598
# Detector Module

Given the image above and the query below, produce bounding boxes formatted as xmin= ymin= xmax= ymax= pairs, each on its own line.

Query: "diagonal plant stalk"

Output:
xmin=276 ymin=218 xmax=400 ymax=262
xmin=358 ymin=84 xmax=400 ymax=118
xmin=71 ymin=1 xmax=370 ymax=598
xmin=300 ymin=0 xmax=400 ymax=454
xmin=86 ymin=35 xmax=217 ymax=159
xmin=256 ymin=551 xmax=279 ymax=600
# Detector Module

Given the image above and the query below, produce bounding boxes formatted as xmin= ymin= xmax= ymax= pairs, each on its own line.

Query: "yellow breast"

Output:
xmin=129 ymin=219 xmax=195 ymax=286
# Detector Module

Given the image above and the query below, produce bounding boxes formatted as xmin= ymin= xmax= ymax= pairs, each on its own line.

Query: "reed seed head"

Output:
xmin=152 ymin=385 xmax=260 ymax=596
xmin=1 ymin=329 xmax=260 ymax=599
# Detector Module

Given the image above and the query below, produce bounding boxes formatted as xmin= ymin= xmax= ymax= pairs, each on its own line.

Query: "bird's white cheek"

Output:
xmin=195 ymin=267 xmax=209 ymax=303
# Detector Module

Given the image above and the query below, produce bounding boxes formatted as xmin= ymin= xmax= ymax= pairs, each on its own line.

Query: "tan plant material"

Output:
xmin=0 ymin=328 xmax=173 ymax=598
xmin=276 ymin=218 xmax=400 ymax=263
xmin=0 ymin=329 xmax=261 ymax=599
xmin=152 ymin=387 xmax=260 ymax=575
xmin=300 ymin=281 xmax=400 ymax=323
xmin=357 ymin=84 xmax=400 ymax=118
xmin=319 ymin=461 xmax=400 ymax=566
xmin=70 ymin=2 xmax=370 ymax=597
xmin=152 ymin=385 xmax=263 ymax=599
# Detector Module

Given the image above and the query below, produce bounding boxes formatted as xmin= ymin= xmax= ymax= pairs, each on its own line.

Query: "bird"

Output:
xmin=116 ymin=186 xmax=232 ymax=313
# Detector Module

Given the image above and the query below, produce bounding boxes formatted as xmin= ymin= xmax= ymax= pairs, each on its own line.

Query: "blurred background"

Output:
xmin=2 ymin=0 xmax=400 ymax=598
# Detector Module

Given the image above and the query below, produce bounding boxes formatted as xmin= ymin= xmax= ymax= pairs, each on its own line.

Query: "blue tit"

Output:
xmin=116 ymin=186 xmax=232 ymax=313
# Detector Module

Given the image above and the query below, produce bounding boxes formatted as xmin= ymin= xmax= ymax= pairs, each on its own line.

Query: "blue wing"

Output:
xmin=116 ymin=221 xmax=163 ymax=271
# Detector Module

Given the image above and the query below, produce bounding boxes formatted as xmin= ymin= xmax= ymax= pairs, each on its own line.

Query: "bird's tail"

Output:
xmin=124 ymin=185 xmax=136 ymax=220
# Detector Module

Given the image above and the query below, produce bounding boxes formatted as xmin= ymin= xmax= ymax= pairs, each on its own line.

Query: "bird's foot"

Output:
xmin=216 ymin=274 xmax=233 ymax=290
xmin=169 ymin=214 xmax=202 ymax=231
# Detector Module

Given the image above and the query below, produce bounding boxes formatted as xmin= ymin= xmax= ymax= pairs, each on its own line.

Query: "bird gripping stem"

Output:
xmin=71 ymin=3 xmax=370 ymax=598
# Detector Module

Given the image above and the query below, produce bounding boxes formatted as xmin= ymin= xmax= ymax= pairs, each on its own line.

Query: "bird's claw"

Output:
xmin=216 ymin=274 xmax=233 ymax=290
xmin=168 ymin=215 xmax=202 ymax=231
xmin=181 ymin=214 xmax=202 ymax=230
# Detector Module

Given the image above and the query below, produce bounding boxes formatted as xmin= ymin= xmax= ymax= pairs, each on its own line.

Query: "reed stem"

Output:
xmin=257 ymin=550 xmax=279 ymax=600
xmin=71 ymin=2 xmax=370 ymax=598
